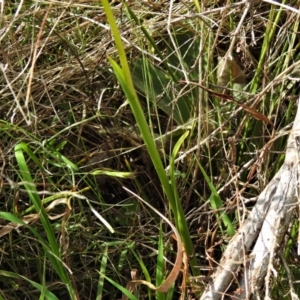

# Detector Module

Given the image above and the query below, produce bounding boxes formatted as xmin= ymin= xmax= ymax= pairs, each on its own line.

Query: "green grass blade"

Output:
xmin=131 ymin=248 xmax=151 ymax=282
xmin=0 ymin=271 xmax=59 ymax=300
xmin=14 ymin=143 xmax=76 ymax=299
xmin=14 ymin=143 xmax=61 ymax=253
xmin=96 ymin=247 xmax=108 ymax=300
xmin=102 ymin=274 xmax=139 ymax=300
xmin=169 ymin=131 xmax=200 ymax=271
xmin=197 ymin=160 xmax=235 ymax=236
xmin=101 ymin=0 xmax=200 ymax=277
xmin=156 ymin=224 xmax=166 ymax=300
xmin=100 ymin=0 xmax=135 ymax=93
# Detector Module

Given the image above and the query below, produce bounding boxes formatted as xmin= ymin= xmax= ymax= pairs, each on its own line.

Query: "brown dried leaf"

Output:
xmin=121 ymin=187 xmax=184 ymax=300
xmin=179 ymin=80 xmax=274 ymax=127
xmin=0 ymin=214 xmax=39 ymax=238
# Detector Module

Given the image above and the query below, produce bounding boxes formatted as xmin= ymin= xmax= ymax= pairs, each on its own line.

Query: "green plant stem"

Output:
xmin=101 ymin=0 xmax=200 ymax=277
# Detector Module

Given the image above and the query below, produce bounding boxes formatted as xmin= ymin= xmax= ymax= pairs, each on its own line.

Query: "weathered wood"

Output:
xmin=200 ymin=99 xmax=300 ymax=300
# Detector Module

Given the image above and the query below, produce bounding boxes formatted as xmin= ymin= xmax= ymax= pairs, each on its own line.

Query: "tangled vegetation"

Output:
xmin=0 ymin=0 xmax=299 ymax=299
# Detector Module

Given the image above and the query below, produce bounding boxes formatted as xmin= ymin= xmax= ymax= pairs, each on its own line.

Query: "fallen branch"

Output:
xmin=200 ymin=99 xmax=300 ymax=300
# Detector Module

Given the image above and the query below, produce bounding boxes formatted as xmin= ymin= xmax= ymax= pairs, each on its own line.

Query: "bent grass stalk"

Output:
xmin=14 ymin=143 xmax=77 ymax=299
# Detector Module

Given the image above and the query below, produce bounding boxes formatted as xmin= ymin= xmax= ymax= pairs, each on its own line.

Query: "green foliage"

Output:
xmin=14 ymin=143 xmax=77 ymax=299
xmin=132 ymin=61 xmax=193 ymax=124
xmin=131 ymin=31 xmax=202 ymax=125
xmin=101 ymin=0 xmax=200 ymax=280
xmin=197 ymin=160 xmax=235 ymax=236
xmin=0 ymin=0 xmax=299 ymax=299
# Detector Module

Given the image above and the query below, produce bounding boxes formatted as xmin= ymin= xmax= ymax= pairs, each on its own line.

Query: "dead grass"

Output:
xmin=0 ymin=1 xmax=299 ymax=299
